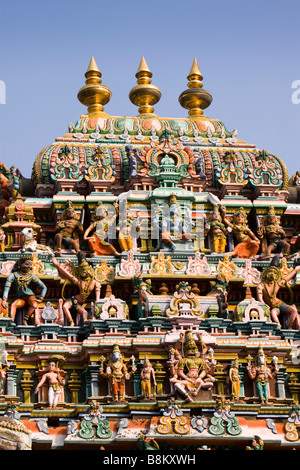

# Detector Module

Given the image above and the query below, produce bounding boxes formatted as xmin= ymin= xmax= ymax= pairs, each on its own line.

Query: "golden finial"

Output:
xmin=77 ymin=56 xmax=111 ymax=117
xmin=129 ymin=57 xmax=161 ymax=115
xmin=178 ymin=57 xmax=212 ymax=118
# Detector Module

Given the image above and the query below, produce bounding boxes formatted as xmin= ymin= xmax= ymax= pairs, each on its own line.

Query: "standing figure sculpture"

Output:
xmin=259 ymin=206 xmax=290 ymax=259
xmin=140 ymin=356 xmax=157 ymax=400
xmin=220 ymin=206 xmax=260 ymax=259
xmin=256 ymin=257 xmax=300 ymax=329
xmin=84 ymin=201 xmax=121 ymax=257
xmin=205 ymin=205 xmax=227 ymax=254
xmin=2 ymin=255 xmax=47 ymax=325
xmin=54 ymin=201 xmax=84 ymax=256
xmin=35 ymin=361 xmax=66 ymax=409
xmin=229 ymin=358 xmax=241 ymax=401
xmin=117 ymin=203 xmax=140 ymax=252
xmin=52 ymin=252 xmax=101 ymax=326
xmin=247 ymin=347 xmax=279 ymax=404
xmin=99 ymin=344 xmax=136 ymax=402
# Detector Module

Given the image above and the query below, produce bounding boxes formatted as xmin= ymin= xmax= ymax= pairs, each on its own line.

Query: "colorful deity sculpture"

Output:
xmin=99 ymin=344 xmax=136 ymax=402
xmin=168 ymin=330 xmax=214 ymax=402
xmin=258 ymin=206 xmax=290 ymax=259
xmin=154 ymin=194 xmax=193 ymax=251
xmin=256 ymin=257 xmax=300 ymax=329
xmin=246 ymin=348 xmax=279 ymax=404
xmin=205 ymin=204 xmax=227 ymax=253
xmin=220 ymin=206 xmax=260 ymax=258
xmin=140 ymin=356 xmax=157 ymax=400
xmin=0 ymin=228 xmax=6 ymax=252
xmin=2 ymin=254 xmax=47 ymax=325
xmin=229 ymin=358 xmax=241 ymax=401
xmin=52 ymin=252 xmax=101 ymax=326
xmin=117 ymin=203 xmax=140 ymax=252
xmin=84 ymin=201 xmax=120 ymax=256
xmin=54 ymin=201 xmax=84 ymax=256
xmin=34 ymin=361 xmax=66 ymax=409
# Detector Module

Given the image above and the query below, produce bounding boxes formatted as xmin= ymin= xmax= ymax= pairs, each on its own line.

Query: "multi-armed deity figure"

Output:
xmin=84 ymin=201 xmax=121 ymax=256
xmin=256 ymin=256 xmax=300 ymax=329
xmin=54 ymin=200 xmax=84 ymax=256
xmin=246 ymin=347 xmax=279 ymax=404
xmin=168 ymin=330 xmax=215 ymax=402
xmin=205 ymin=204 xmax=228 ymax=254
xmin=99 ymin=344 xmax=136 ymax=402
xmin=2 ymin=254 xmax=47 ymax=325
xmin=154 ymin=194 xmax=193 ymax=252
xmin=52 ymin=252 xmax=101 ymax=326
xmin=219 ymin=205 xmax=260 ymax=259
xmin=258 ymin=206 xmax=290 ymax=259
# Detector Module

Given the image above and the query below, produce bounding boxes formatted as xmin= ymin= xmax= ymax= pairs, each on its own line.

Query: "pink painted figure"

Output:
xmin=35 ymin=361 xmax=65 ymax=409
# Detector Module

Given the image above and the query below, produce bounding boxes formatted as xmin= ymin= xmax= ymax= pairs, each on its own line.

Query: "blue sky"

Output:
xmin=0 ymin=0 xmax=299 ymax=178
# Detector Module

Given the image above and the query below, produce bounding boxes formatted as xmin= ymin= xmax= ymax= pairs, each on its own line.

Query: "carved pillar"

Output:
xmin=68 ymin=370 xmax=81 ymax=403
xmin=214 ymin=362 xmax=227 ymax=395
xmin=288 ymin=373 xmax=300 ymax=403
xmin=239 ymin=365 xmax=246 ymax=397
xmin=84 ymin=365 xmax=99 ymax=398
xmin=20 ymin=369 xmax=34 ymax=403
xmin=133 ymin=363 xmax=142 ymax=397
xmin=6 ymin=364 xmax=17 ymax=396
xmin=276 ymin=366 xmax=287 ymax=399
xmin=154 ymin=361 xmax=166 ymax=395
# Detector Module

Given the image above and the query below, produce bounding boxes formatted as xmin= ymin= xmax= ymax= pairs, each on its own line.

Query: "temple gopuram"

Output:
xmin=0 ymin=56 xmax=299 ymax=451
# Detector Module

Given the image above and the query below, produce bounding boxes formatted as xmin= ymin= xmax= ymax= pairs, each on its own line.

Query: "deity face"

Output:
xmin=20 ymin=259 xmax=33 ymax=273
xmin=267 ymin=215 xmax=277 ymax=225
xmin=257 ymin=354 xmax=265 ymax=366
xmin=79 ymin=267 xmax=89 ymax=278
xmin=78 ymin=264 xmax=93 ymax=280
xmin=159 ymin=136 xmax=172 ymax=154
xmin=212 ymin=212 xmax=220 ymax=221
xmin=97 ymin=207 xmax=107 ymax=219
xmin=264 ymin=268 xmax=278 ymax=282
xmin=234 ymin=212 xmax=245 ymax=224
xmin=48 ymin=362 xmax=56 ymax=371
xmin=185 ymin=347 xmax=197 ymax=357
xmin=66 ymin=208 xmax=76 ymax=219
xmin=112 ymin=351 xmax=122 ymax=363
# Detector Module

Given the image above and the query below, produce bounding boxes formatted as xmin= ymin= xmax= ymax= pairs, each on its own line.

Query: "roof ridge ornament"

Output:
xmin=178 ymin=57 xmax=212 ymax=118
xmin=77 ymin=56 xmax=112 ymax=117
xmin=129 ymin=56 xmax=161 ymax=116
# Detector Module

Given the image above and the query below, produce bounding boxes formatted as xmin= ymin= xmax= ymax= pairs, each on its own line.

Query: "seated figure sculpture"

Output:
xmin=54 ymin=201 xmax=84 ymax=256
xmin=84 ymin=201 xmax=120 ymax=257
xmin=220 ymin=206 xmax=260 ymax=259
xmin=2 ymin=254 xmax=47 ymax=325
xmin=256 ymin=256 xmax=300 ymax=329
xmin=168 ymin=330 xmax=215 ymax=402
xmin=259 ymin=206 xmax=290 ymax=259
xmin=155 ymin=194 xmax=193 ymax=251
